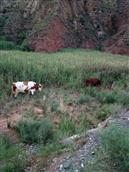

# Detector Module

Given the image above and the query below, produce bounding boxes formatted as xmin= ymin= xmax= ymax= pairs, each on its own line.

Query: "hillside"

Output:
xmin=0 ymin=0 xmax=129 ymax=54
xmin=0 ymin=49 xmax=129 ymax=171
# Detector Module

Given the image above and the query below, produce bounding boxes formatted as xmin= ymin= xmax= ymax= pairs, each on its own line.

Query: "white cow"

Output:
xmin=12 ymin=81 xmax=42 ymax=97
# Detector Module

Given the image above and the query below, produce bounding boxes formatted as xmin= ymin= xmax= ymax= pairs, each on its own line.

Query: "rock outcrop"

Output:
xmin=0 ymin=0 xmax=129 ymax=54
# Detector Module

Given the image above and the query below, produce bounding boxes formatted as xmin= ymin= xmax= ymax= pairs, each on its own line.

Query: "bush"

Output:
xmin=15 ymin=119 xmax=53 ymax=144
xmin=76 ymin=94 xmax=90 ymax=104
xmin=81 ymin=150 xmax=117 ymax=172
xmin=96 ymin=105 xmax=111 ymax=121
xmin=0 ymin=40 xmax=20 ymax=50
xmin=58 ymin=117 xmax=76 ymax=137
xmin=0 ymin=134 xmax=12 ymax=150
xmin=37 ymin=119 xmax=53 ymax=144
xmin=118 ymin=92 xmax=129 ymax=106
xmin=20 ymin=39 xmax=32 ymax=51
xmin=0 ymin=134 xmax=26 ymax=172
xmin=96 ymin=92 xmax=117 ymax=104
xmin=101 ymin=124 xmax=129 ymax=171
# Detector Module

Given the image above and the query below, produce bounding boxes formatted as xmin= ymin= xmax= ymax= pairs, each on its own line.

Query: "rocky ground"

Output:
xmin=24 ymin=108 xmax=129 ymax=172
xmin=44 ymin=108 xmax=129 ymax=172
xmin=0 ymin=92 xmax=129 ymax=172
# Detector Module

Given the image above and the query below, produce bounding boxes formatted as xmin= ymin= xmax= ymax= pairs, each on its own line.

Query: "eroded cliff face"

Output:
xmin=0 ymin=0 xmax=129 ymax=54
xmin=104 ymin=0 xmax=129 ymax=55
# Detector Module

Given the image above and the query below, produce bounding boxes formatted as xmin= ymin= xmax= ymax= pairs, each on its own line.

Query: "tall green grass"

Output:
xmin=0 ymin=134 xmax=26 ymax=172
xmin=0 ymin=49 xmax=129 ymax=99
xmin=101 ymin=124 xmax=129 ymax=171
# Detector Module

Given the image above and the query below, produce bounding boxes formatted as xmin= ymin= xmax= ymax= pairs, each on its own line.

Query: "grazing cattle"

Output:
xmin=84 ymin=78 xmax=101 ymax=87
xmin=12 ymin=81 xmax=42 ymax=97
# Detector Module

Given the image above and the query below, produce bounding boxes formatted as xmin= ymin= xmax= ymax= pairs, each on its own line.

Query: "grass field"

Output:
xmin=0 ymin=49 xmax=129 ymax=171
xmin=0 ymin=49 xmax=129 ymax=97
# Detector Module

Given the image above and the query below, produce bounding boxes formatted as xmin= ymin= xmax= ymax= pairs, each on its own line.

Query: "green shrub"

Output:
xmin=118 ymin=92 xmax=129 ymax=106
xmin=15 ymin=119 xmax=53 ymax=144
xmin=0 ymin=134 xmax=26 ymax=172
xmin=0 ymin=40 xmax=20 ymax=50
xmin=96 ymin=105 xmax=111 ymax=121
xmin=76 ymin=94 xmax=90 ymax=104
xmin=101 ymin=124 xmax=129 ymax=171
xmin=102 ymin=0 xmax=117 ymax=9
xmin=96 ymin=92 xmax=117 ymax=104
xmin=37 ymin=119 xmax=53 ymax=144
xmin=0 ymin=134 xmax=12 ymax=150
xmin=58 ymin=117 xmax=76 ymax=137
xmin=20 ymin=39 xmax=32 ymax=51
xmin=78 ymin=115 xmax=93 ymax=133
xmin=1 ymin=160 xmax=26 ymax=172
xmin=81 ymin=150 xmax=117 ymax=172
xmin=50 ymin=101 xmax=59 ymax=112
xmin=39 ymin=142 xmax=64 ymax=157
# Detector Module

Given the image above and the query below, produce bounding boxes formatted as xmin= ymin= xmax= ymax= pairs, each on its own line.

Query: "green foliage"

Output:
xmin=0 ymin=40 xmax=20 ymax=50
xmin=81 ymin=150 xmax=117 ymax=172
xmin=39 ymin=142 xmax=64 ymax=157
xmin=37 ymin=119 xmax=53 ymax=144
xmin=102 ymin=0 xmax=117 ymax=9
xmin=78 ymin=116 xmax=93 ymax=133
xmin=0 ymin=49 xmax=129 ymax=108
xmin=96 ymin=92 xmax=117 ymax=104
xmin=96 ymin=105 xmax=111 ymax=121
xmin=117 ymin=92 xmax=129 ymax=106
xmin=101 ymin=124 xmax=129 ymax=171
xmin=58 ymin=117 xmax=76 ymax=137
xmin=76 ymin=94 xmax=90 ymax=104
xmin=100 ymin=69 xmax=128 ymax=86
xmin=0 ymin=134 xmax=26 ymax=172
xmin=50 ymin=101 xmax=59 ymax=112
xmin=20 ymin=39 xmax=31 ymax=51
xmin=15 ymin=119 xmax=53 ymax=144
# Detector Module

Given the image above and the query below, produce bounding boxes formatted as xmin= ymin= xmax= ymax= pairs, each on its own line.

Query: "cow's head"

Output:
xmin=31 ymin=83 xmax=42 ymax=91
xmin=38 ymin=84 xmax=42 ymax=91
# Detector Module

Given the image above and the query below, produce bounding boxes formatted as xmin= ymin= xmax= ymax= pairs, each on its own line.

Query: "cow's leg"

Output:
xmin=30 ymin=89 xmax=35 ymax=95
xmin=14 ymin=91 xmax=18 ymax=98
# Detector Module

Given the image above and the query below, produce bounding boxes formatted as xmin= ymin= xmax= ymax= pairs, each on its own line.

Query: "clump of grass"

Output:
xmin=58 ymin=117 xmax=76 ymax=137
xmin=81 ymin=150 xmax=117 ymax=172
xmin=96 ymin=92 xmax=117 ymax=104
xmin=50 ymin=101 xmax=59 ymax=112
xmin=15 ymin=119 xmax=53 ymax=144
xmin=78 ymin=115 xmax=93 ymax=133
xmin=39 ymin=142 xmax=64 ymax=157
xmin=118 ymin=91 xmax=129 ymax=106
xmin=76 ymin=94 xmax=90 ymax=104
xmin=96 ymin=105 xmax=111 ymax=121
xmin=0 ymin=134 xmax=26 ymax=172
xmin=101 ymin=124 xmax=129 ymax=171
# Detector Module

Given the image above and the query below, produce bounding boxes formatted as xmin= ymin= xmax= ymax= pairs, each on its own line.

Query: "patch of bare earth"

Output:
xmin=0 ymin=102 xmax=44 ymax=143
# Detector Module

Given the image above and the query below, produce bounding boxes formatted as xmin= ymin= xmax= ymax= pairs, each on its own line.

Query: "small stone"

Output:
xmin=81 ymin=163 xmax=84 ymax=168
xmin=63 ymin=161 xmax=71 ymax=169
xmin=59 ymin=164 xmax=63 ymax=170
xmin=91 ymin=151 xmax=95 ymax=155
xmin=75 ymin=170 xmax=79 ymax=172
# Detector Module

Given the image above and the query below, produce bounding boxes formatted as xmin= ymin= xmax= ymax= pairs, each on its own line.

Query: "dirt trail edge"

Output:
xmin=43 ymin=109 xmax=129 ymax=172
